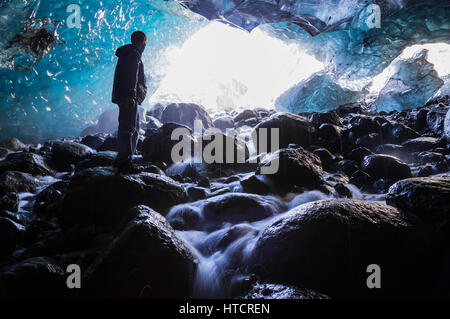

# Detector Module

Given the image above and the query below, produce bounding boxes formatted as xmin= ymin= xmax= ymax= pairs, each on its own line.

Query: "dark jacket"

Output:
xmin=112 ymin=44 xmax=147 ymax=105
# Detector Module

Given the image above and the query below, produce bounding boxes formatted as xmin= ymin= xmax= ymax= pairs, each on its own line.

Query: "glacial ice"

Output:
xmin=0 ymin=0 xmax=449 ymax=141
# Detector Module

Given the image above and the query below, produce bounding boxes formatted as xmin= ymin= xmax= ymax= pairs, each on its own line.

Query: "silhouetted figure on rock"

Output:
xmin=112 ymin=31 xmax=147 ymax=173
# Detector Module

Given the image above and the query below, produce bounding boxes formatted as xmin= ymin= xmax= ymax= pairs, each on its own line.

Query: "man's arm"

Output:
xmin=121 ymin=51 xmax=140 ymax=103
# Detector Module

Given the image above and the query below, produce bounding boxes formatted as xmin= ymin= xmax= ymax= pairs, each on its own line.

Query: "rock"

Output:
xmin=0 ymin=152 xmax=55 ymax=176
xmin=349 ymin=170 xmax=375 ymax=192
xmin=80 ymin=124 xmax=101 ymax=137
xmin=362 ymin=154 xmax=411 ymax=182
xmin=161 ymin=103 xmax=212 ymax=131
xmin=253 ymin=113 xmax=316 ymax=153
xmin=317 ymin=124 xmax=342 ymax=153
xmin=417 ymin=165 xmax=434 ymax=177
xmin=349 ymin=147 xmax=373 ymax=164
xmin=312 ymin=148 xmax=334 ymax=170
xmin=0 ymin=217 xmax=25 ymax=257
xmin=213 ymin=116 xmax=234 ymax=132
xmin=347 ymin=115 xmax=381 ymax=139
xmin=334 ymin=182 xmax=352 ymax=198
xmin=355 ymin=133 xmax=381 ymax=150
xmin=34 ymin=181 xmax=69 ymax=216
xmin=257 ymin=148 xmax=323 ymax=191
xmin=386 ymin=177 xmax=450 ymax=222
xmin=240 ymin=283 xmax=329 ymax=299
xmin=0 ymin=138 xmax=25 ymax=152
xmin=80 ymin=134 xmax=106 ymax=150
xmin=250 ymin=199 xmax=433 ymax=298
xmin=426 ymin=105 xmax=449 ymax=134
xmin=380 ymin=122 xmax=419 ymax=144
xmin=0 ymin=193 xmax=19 ymax=212
xmin=417 ymin=151 xmax=446 ymax=165
xmin=402 ymin=137 xmax=440 ymax=153
xmin=145 ymin=116 xmax=162 ymax=130
xmin=0 ymin=148 xmax=9 ymax=158
xmin=373 ymin=144 xmax=406 ymax=161
xmin=310 ymin=111 xmax=342 ymax=127
xmin=240 ymin=174 xmax=271 ymax=195
xmin=444 ymin=108 xmax=450 ymax=141
xmin=143 ymin=123 xmax=194 ymax=165
xmin=187 ymin=186 xmax=207 ymax=201
xmin=59 ymin=167 xmax=187 ymax=229
xmin=197 ymin=177 xmax=210 ymax=188
xmin=75 ymin=151 xmax=116 ymax=171
xmin=97 ymin=136 xmax=118 ymax=152
xmin=0 ymin=257 xmax=67 ymax=298
xmin=335 ymin=159 xmax=359 ymax=177
xmin=84 ymin=205 xmax=197 ymax=298
xmin=0 ymin=171 xmax=39 ymax=194
xmin=202 ymin=193 xmax=284 ymax=226
xmin=51 ymin=141 xmax=94 ymax=171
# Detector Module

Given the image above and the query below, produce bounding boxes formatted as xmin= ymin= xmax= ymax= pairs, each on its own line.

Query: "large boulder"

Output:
xmin=0 ymin=138 xmax=25 ymax=152
xmin=51 ymin=141 xmax=94 ymax=171
xmin=0 ymin=171 xmax=39 ymax=194
xmin=250 ymin=199 xmax=433 ymax=298
xmin=253 ymin=113 xmax=316 ymax=153
xmin=386 ymin=177 xmax=450 ymax=222
xmin=75 ymin=151 xmax=116 ymax=172
xmin=402 ymin=137 xmax=441 ymax=153
xmin=256 ymin=148 xmax=323 ymax=192
xmin=84 ymin=205 xmax=198 ymax=298
xmin=426 ymin=105 xmax=449 ymax=134
xmin=34 ymin=181 xmax=69 ymax=216
xmin=361 ymin=154 xmax=411 ymax=182
xmin=213 ymin=116 xmax=234 ymax=132
xmin=161 ymin=103 xmax=212 ymax=131
xmin=59 ymin=167 xmax=187 ymax=229
xmin=0 ymin=217 xmax=25 ymax=257
xmin=142 ymin=123 xmax=194 ymax=165
xmin=0 ymin=257 xmax=67 ymax=298
xmin=0 ymin=152 xmax=55 ymax=176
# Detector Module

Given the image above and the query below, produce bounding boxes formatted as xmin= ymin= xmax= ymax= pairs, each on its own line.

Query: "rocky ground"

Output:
xmin=0 ymin=99 xmax=449 ymax=299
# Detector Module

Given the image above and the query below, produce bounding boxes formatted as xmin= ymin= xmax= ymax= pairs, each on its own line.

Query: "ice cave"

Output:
xmin=0 ymin=0 xmax=449 ymax=300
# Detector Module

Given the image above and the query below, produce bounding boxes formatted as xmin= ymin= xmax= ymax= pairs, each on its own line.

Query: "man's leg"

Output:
xmin=131 ymin=110 xmax=140 ymax=155
xmin=116 ymin=102 xmax=138 ymax=166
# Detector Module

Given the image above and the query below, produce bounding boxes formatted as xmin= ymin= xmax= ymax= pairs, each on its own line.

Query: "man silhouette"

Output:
xmin=112 ymin=31 xmax=147 ymax=173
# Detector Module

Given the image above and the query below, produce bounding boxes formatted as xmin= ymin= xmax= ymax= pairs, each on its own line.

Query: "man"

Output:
xmin=112 ymin=31 xmax=147 ymax=173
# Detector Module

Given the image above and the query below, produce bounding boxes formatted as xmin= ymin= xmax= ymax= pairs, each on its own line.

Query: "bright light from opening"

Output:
xmin=149 ymin=22 xmax=324 ymax=113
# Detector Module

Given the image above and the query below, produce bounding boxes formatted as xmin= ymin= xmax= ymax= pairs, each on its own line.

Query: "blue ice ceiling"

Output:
xmin=0 ymin=0 xmax=449 ymax=141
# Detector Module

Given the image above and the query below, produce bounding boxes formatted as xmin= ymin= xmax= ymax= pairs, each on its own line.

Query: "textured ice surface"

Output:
xmin=0 ymin=1 xmax=449 ymax=141
xmin=275 ymin=71 xmax=366 ymax=113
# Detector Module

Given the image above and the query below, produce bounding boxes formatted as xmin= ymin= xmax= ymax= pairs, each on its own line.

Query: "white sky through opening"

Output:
xmin=149 ymin=22 xmax=324 ymax=113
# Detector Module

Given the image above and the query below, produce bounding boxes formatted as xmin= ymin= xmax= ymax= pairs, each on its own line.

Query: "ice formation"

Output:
xmin=0 ymin=0 xmax=449 ymax=141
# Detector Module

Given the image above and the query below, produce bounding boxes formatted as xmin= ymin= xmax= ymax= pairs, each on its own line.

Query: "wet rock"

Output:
xmin=197 ymin=177 xmax=210 ymax=188
xmin=233 ymin=109 xmax=259 ymax=125
xmin=380 ymin=122 xmax=419 ymax=144
xmin=202 ymin=193 xmax=285 ymax=225
xmin=426 ymin=105 xmax=449 ymax=134
xmin=347 ymin=115 xmax=381 ymax=139
xmin=362 ymin=154 xmax=411 ymax=182
xmin=348 ymin=147 xmax=373 ymax=164
xmin=34 ymin=181 xmax=69 ymax=216
xmin=257 ymin=148 xmax=323 ymax=191
xmin=84 ymin=205 xmax=197 ymax=298
xmin=0 ymin=148 xmax=9 ymax=158
xmin=317 ymin=124 xmax=342 ymax=153
xmin=0 ymin=257 xmax=67 ymax=298
xmin=75 ymin=151 xmax=116 ymax=172
xmin=386 ymin=177 xmax=450 ymax=223
xmin=97 ymin=136 xmax=118 ymax=152
xmin=0 ymin=193 xmax=19 ymax=212
xmin=0 ymin=171 xmax=39 ymax=194
xmin=253 ymin=113 xmax=315 ymax=153
xmin=161 ymin=103 xmax=212 ymax=131
xmin=59 ymin=167 xmax=187 ymax=229
xmin=145 ymin=116 xmax=162 ymax=130
xmin=213 ymin=116 xmax=234 ymax=132
xmin=349 ymin=170 xmax=375 ymax=192
xmin=402 ymin=137 xmax=440 ymax=153
xmin=80 ymin=134 xmax=106 ymax=150
xmin=417 ymin=165 xmax=434 ymax=177
xmin=0 ymin=152 xmax=55 ymax=176
xmin=355 ymin=133 xmax=381 ymax=150
xmin=187 ymin=186 xmax=207 ymax=201
xmin=373 ymin=144 xmax=406 ymax=161
xmin=334 ymin=182 xmax=352 ymax=198
xmin=0 ymin=217 xmax=25 ymax=257
xmin=417 ymin=151 xmax=446 ymax=165
xmin=335 ymin=159 xmax=359 ymax=177
xmin=310 ymin=111 xmax=342 ymax=127
xmin=166 ymin=205 xmax=201 ymax=230
xmin=251 ymin=199 xmax=433 ymax=298
xmin=313 ymin=148 xmax=334 ymax=170
xmin=0 ymin=138 xmax=25 ymax=152
xmin=240 ymin=283 xmax=329 ymax=299
xmin=444 ymin=108 xmax=450 ymax=141
xmin=240 ymin=174 xmax=271 ymax=195
xmin=51 ymin=141 xmax=94 ymax=171
xmin=142 ymin=123 xmax=194 ymax=165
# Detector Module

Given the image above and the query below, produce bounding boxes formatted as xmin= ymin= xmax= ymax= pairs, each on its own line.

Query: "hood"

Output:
xmin=115 ymin=44 xmax=141 ymax=58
